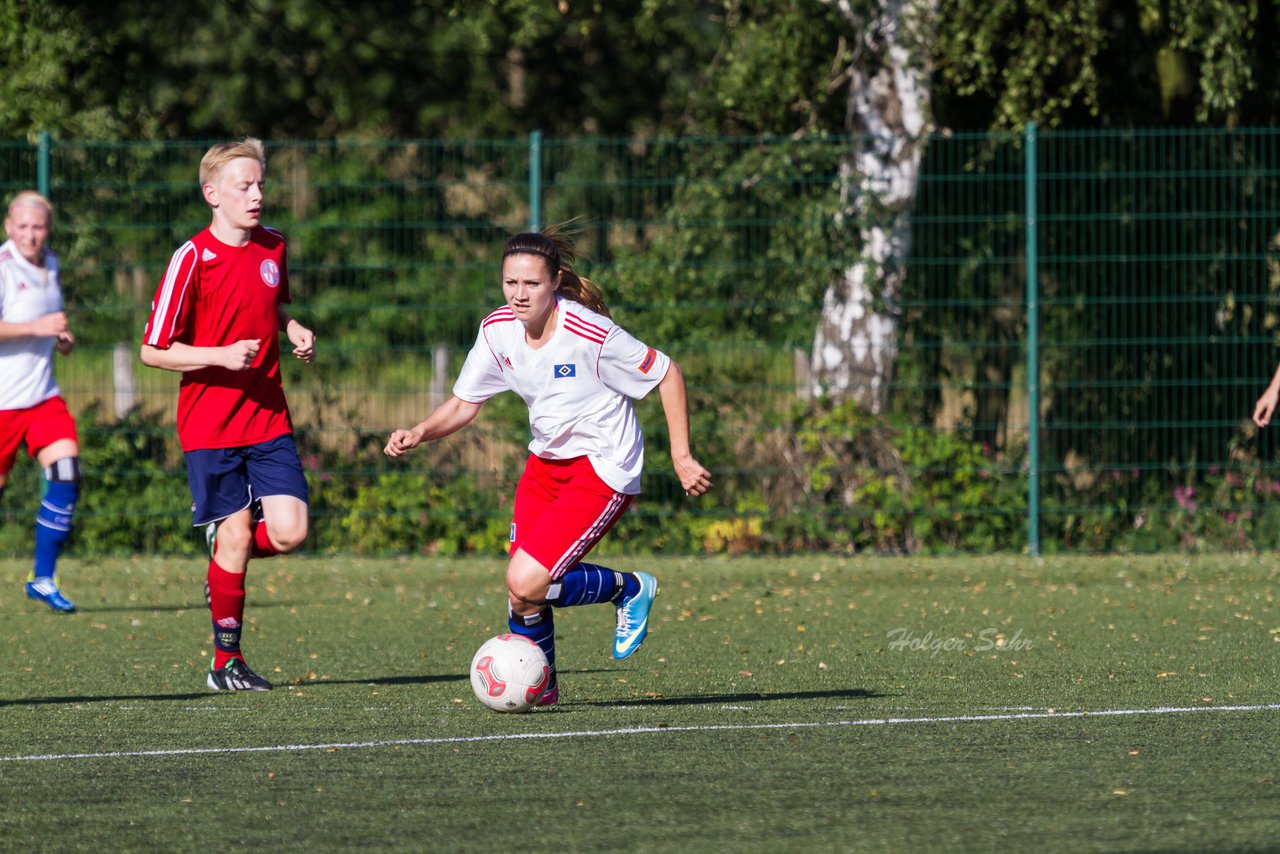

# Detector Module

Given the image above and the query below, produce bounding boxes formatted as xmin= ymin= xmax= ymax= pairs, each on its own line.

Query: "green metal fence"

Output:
xmin=1 ymin=129 xmax=1277 ymax=556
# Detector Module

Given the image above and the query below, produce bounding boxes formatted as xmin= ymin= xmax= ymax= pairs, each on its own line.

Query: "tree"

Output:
xmin=0 ymin=0 xmax=725 ymax=141
xmin=932 ymin=0 xmax=1269 ymax=130
xmin=924 ymin=0 xmax=1276 ymax=454
xmin=0 ymin=1 xmax=125 ymax=139
xmin=809 ymin=0 xmax=936 ymax=413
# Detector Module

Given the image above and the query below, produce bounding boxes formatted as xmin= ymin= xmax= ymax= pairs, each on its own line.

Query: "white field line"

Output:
xmin=3 ymin=702 xmax=1278 ymax=764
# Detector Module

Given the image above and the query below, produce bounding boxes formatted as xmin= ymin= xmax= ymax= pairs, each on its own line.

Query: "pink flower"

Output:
xmin=1173 ymin=485 xmax=1197 ymax=513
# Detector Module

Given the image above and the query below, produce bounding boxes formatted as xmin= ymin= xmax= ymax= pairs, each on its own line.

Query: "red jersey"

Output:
xmin=143 ymin=226 xmax=293 ymax=451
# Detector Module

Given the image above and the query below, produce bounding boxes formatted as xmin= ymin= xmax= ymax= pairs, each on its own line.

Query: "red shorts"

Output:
xmin=510 ymin=454 xmax=633 ymax=579
xmin=0 ymin=396 xmax=78 ymax=475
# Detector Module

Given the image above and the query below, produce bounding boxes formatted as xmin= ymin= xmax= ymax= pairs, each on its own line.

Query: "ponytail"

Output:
xmin=501 ymin=224 xmax=610 ymax=318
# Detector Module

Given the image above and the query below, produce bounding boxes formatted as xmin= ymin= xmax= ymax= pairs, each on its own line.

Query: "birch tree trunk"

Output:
xmin=812 ymin=0 xmax=936 ymax=413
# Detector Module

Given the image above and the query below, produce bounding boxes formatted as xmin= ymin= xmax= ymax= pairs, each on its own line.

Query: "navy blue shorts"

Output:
xmin=185 ymin=434 xmax=309 ymax=526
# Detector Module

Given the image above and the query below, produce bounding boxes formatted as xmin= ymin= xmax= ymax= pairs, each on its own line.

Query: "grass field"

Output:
xmin=2 ymin=552 xmax=1279 ymax=852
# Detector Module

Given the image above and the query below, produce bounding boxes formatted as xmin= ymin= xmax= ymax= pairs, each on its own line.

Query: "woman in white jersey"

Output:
xmin=0 ymin=191 xmax=81 ymax=612
xmin=385 ymin=228 xmax=711 ymax=705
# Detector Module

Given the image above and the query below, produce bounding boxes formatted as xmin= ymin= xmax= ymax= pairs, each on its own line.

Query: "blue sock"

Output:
xmin=547 ymin=562 xmax=633 ymax=607
xmin=508 ymin=605 xmax=556 ymax=677
xmin=35 ymin=467 xmax=79 ymax=581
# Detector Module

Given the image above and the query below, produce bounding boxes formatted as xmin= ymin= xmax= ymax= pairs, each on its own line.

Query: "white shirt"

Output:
xmin=0 ymin=239 xmax=62 ymax=410
xmin=454 ymin=296 xmax=671 ymax=494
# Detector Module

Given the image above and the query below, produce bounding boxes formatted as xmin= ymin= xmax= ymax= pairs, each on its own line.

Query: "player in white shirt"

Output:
xmin=0 ymin=191 xmax=81 ymax=612
xmin=386 ymin=228 xmax=711 ymax=705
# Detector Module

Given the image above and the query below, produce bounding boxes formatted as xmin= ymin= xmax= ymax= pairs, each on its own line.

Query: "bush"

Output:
xmin=758 ymin=398 xmax=1028 ymax=554
xmin=331 ymin=469 xmax=510 ymax=556
xmin=0 ymin=405 xmax=202 ymax=558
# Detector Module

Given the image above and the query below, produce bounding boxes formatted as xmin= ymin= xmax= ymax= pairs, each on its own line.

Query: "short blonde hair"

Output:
xmin=199 ymin=138 xmax=266 ymax=188
xmin=8 ymin=190 xmax=53 ymax=221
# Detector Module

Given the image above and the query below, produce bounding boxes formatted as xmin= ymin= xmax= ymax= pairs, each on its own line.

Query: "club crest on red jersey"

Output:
xmin=260 ymin=259 xmax=281 ymax=287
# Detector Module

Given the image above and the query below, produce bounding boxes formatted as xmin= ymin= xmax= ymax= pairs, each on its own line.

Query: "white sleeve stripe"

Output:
xmin=146 ymin=242 xmax=196 ymax=346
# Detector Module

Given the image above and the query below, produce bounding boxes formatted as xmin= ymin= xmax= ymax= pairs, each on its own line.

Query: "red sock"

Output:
xmin=252 ymin=520 xmax=279 ymax=558
xmin=207 ymin=559 xmax=247 ymax=668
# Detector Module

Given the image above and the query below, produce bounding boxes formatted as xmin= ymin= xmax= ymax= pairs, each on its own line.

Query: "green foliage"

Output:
xmin=607 ymin=138 xmax=849 ymax=348
xmin=7 ymin=393 xmax=1280 ymax=558
xmin=0 ymin=405 xmax=202 ymax=557
xmin=935 ymin=0 xmax=1278 ymax=129
xmin=1039 ymin=427 xmax=1280 ymax=554
xmin=680 ymin=0 xmax=857 ymax=135
xmin=8 ymin=1 xmax=1280 ymax=146
xmin=330 ymin=469 xmax=510 ymax=556
xmin=1141 ymin=0 xmax=1259 ymax=123
xmin=75 ymin=407 xmax=202 ymax=554
xmin=935 ymin=0 xmax=1106 ymax=129
xmin=766 ymin=398 xmax=1028 ymax=554
xmin=0 ymin=1 xmax=728 ymax=142
xmin=0 ymin=1 xmax=123 ymax=139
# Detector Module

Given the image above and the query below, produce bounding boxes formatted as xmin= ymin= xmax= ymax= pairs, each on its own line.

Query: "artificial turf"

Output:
xmin=1 ymin=553 xmax=1277 ymax=851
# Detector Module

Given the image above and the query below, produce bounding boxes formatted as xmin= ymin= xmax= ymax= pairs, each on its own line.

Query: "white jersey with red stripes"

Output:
xmin=0 ymin=240 xmax=62 ymax=410
xmin=454 ymin=296 xmax=671 ymax=494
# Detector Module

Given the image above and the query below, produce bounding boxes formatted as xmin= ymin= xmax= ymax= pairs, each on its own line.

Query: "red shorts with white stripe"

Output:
xmin=0 ymin=396 xmax=78 ymax=476
xmin=510 ymin=454 xmax=633 ymax=580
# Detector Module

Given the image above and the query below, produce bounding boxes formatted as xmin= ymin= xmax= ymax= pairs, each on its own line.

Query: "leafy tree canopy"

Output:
xmin=2 ymin=0 xmax=726 ymax=140
xmin=8 ymin=0 xmax=1279 ymax=142
xmin=934 ymin=0 xmax=1278 ymax=129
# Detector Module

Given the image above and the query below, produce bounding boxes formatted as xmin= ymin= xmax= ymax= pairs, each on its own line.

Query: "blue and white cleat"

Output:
xmin=26 ymin=578 xmax=76 ymax=613
xmin=613 ymin=571 xmax=658 ymax=659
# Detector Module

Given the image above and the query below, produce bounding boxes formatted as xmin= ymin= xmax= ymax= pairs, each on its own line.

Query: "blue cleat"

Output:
xmin=26 ymin=578 xmax=76 ymax=613
xmin=613 ymin=571 xmax=658 ymax=659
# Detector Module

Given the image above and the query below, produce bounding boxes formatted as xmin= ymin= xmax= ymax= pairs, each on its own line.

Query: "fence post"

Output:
xmin=429 ymin=345 xmax=450 ymax=412
xmin=112 ymin=342 xmax=137 ymax=419
xmin=1024 ymin=122 xmax=1040 ymax=556
xmin=529 ymin=130 xmax=542 ymax=231
xmin=37 ymin=130 xmax=51 ymax=198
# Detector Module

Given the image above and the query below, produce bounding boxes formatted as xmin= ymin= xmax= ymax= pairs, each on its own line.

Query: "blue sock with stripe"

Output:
xmin=507 ymin=605 xmax=556 ymax=676
xmin=547 ymin=562 xmax=636 ymax=607
xmin=35 ymin=460 xmax=80 ymax=581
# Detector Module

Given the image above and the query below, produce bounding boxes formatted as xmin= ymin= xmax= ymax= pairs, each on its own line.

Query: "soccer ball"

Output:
xmin=469 ymin=634 xmax=551 ymax=713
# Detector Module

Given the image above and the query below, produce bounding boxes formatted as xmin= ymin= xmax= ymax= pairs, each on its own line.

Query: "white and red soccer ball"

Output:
xmin=469 ymin=634 xmax=551 ymax=713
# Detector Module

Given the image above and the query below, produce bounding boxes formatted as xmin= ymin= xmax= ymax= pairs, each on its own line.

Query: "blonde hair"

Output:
xmin=199 ymin=137 xmax=266 ymax=188
xmin=502 ymin=223 xmax=610 ymax=317
xmin=7 ymin=190 xmax=53 ymax=221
